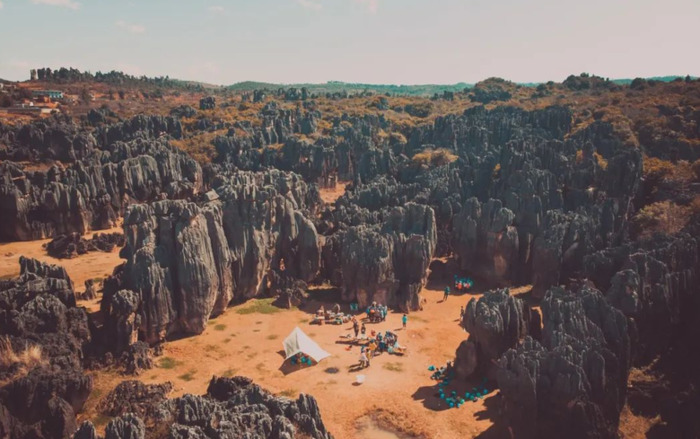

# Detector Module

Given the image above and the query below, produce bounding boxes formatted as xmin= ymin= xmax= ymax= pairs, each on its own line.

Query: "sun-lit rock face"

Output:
xmin=106 ymin=169 xmax=322 ymax=344
xmin=0 ymin=114 xmax=200 ymax=242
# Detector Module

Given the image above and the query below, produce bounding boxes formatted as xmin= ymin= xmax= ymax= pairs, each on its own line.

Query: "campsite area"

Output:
xmin=79 ymin=282 xmax=514 ymax=439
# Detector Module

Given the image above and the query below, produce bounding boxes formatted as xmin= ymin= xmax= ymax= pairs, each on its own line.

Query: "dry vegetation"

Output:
xmin=412 ymin=147 xmax=458 ymax=167
xmin=0 ymin=336 xmax=46 ymax=384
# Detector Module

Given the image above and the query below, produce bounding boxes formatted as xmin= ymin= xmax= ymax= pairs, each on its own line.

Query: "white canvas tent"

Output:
xmin=283 ymin=327 xmax=331 ymax=363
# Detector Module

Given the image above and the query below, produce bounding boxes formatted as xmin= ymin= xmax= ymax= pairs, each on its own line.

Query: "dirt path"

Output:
xmin=319 ymin=181 xmax=349 ymax=204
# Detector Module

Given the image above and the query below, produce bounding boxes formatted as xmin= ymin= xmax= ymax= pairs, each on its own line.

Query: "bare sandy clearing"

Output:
xmin=83 ymin=283 xmax=513 ymax=438
xmin=0 ymin=226 xmax=125 ymax=310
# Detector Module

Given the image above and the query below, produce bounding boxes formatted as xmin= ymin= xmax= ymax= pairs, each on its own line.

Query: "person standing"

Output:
xmin=443 ymin=286 xmax=450 ymax=301
xmin=359 ymin=350 xmax=368 ymax=368
xmin=353 ymin=318 xmax=359 ymax=338
xmin=402 ymin=313 xmax=408 ymax=329
xmin=361 ymin=322 xmax=366 ymax=337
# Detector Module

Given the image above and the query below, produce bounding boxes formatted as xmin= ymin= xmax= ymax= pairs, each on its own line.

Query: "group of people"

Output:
xmin=365 ymin=302 xmax=388 ymax=322
xmin=453 ymin=275 xmax=474 ymax=291
xmin=443 ymin=276 xmax=475 ymax=301
xmin=358 ymin=329 xmax=400 ymax=368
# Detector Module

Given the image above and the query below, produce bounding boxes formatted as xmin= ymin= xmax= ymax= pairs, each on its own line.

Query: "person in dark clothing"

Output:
xmin=443 ymin=286 xmax=450 ymax=301
xmin=353 ymin=318 xmax=359 ymax=338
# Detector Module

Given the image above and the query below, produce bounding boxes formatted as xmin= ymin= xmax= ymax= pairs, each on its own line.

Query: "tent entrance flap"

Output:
xmin=283 ymin=326 xmax=331 ymax=363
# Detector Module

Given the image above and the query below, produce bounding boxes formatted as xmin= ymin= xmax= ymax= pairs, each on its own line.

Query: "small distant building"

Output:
xmin=32 ymin=90 xmax=64 ymax=99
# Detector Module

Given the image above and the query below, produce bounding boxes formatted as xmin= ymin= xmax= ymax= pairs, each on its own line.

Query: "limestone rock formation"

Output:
xmin=98 ymin=380 xmax=173 ymax=419
xmin=454 ymin=289 xmax=539 ymax=380
xmin=75 ymin=376 xmax=332 ymax=439
xmin=322 ymin=202 xmax=436 ymax=311
xmin=0 ymin=115 xmax=200 ymax=241
xmin=198 ymin=96 xmax=216 ymax=110
xmin=106 ymin=169 xmax=321 ymax=344
xmin=497 ymin=285 xmax=630 ymax=438
xmin=0 ymin=258 xmax=92 ymax=439
xmin=45 ymin=232 xmax=125 ymax=259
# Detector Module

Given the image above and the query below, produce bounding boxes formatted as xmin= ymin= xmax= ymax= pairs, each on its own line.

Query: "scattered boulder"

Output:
xmin=199 ymin=97 xmax=216 ymax=110
xmin=45 ymin=232 xmax=125 ymax=259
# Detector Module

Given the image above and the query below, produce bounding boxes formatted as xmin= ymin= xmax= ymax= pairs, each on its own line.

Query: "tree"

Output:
xmin=79 ymin=88 xmax=92 ymax=104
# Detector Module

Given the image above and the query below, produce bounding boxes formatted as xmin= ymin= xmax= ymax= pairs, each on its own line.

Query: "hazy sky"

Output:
xmin=0 ymin=0 xmax=698 ymax=85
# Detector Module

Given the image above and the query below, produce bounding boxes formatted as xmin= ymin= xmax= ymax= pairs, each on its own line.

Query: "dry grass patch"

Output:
xmin=235 ymin=298 xmax=283 ymax=315
xmin=213 ymin=324 xmax=227 ymax=331
xmin=178 ymin=369 xmax=197 ymax=382
xmin=222 ymin=368 xmax=238 ymax=377
xmin=0 ymin=337 xmax=46 ymax=383
xmin=266 ymin=334 xmax=279 ymax=340
xmin=278 ymin=388 xmax=298 ymax=398
xmin=93 ymin=414 xmax=113 ymax=429
xmin=412 ymin=148 xmax=458 ymax=167
xmin=382 ymin=362 xmax=404 ymax=372
xmin=158 ymin=357 xmax=182 ymax=370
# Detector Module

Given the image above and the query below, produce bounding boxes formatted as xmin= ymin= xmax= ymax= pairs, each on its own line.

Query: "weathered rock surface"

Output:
xmin=0 ymin=258 xmax=92 ymax=439
xmin=0 ymin=115 xmax=200 ymax=241
xmin=75 ymin=376 xmax=332 ymax=439
xmin=198 ymin=96 xmax=216 ymax=110
xmin=497 ymin=285 xmax=630 ymax=439
xmin=454 ymin=289 xmax=540 ymax=380
xmin=98 ymin=380 xmax=172 ymax=419
xmin=104 ymin=169 xmax=321 ymax=344
xmin=45 ymin=232 xmax=125 ymax=259
xmin=321 ymin=202 xmax=437 ymax=310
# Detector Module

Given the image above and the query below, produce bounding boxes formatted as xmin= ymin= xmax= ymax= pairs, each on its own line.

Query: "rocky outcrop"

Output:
xmin=0 ymin=115 xmax=200 ymax=241
xmin=75 ymin=376 xmax=332 ymax=439
xmin=454 ymin=289 xmax=540 ymax=380
xmin=104 ymin=414 xmax=145 ymax=439
xmin=169 ymin=105 xmax=197 ymax=119
xmin=199 ymin=97 xmax=216 ymax=110
xmin=497 ymin=285 xmax=630 ymax=438
xmin=45 ymin=232 xmax=125 ymax=259
xmin=585 ymin=229 xmax=700 ymax=361
xmin=102 ymin=289 xmax=141 ymax=354
xmin=121 ymin=341 xmax=153 ymax=375
xmin=98 ymin=380 xmax=172 ymax=419
xmin=0 ymin=258 xmax=92 ymax=439
xmin=322 ymin=202 xmax=436 ymax=311
xmin=81 ymin=280 xmax=97 ymax=301
xmin=105 ymin=169 xmax=321 ymax=344
xmin=452 ymin=198 xmax=519 ymax=284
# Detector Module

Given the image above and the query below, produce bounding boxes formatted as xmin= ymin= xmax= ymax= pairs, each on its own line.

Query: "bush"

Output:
xmin=470 ymin=78 xmax=514 ymax=104
xmin=643 ymin=156 xmax=675 ymax=179
xmin=632 ymin=201 xmax=691 ymax=238
xmin=412 ymin=148 xmax=458 ymax=167
xmin=404 ymin=102 xmax=433 ymax=118
xmin=692 ymin=159 xmax=700 ymax=181
xmin=0 ymin=337 xmax=46 ymax=384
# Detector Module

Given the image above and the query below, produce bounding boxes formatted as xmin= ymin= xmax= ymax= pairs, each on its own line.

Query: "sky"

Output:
xmin=0 ymin=0 xmax=698 ymax=85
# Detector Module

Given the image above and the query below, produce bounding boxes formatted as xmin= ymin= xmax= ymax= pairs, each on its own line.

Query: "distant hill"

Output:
xmin=227 ymin=81 xmax=472 ymax=96
xmin=6 ymin=67 xmax=696 ymax=97
xmin=609 ymin=75 xmax=695 ymax=85
xmin=226 ymin=76 xmax=696 ymax=96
